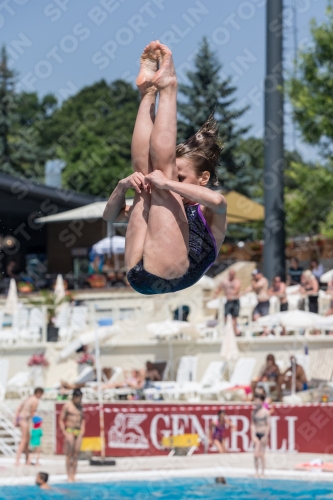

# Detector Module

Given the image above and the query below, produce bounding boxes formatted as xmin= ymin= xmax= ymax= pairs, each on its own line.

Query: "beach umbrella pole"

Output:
xmin=89 ymin=312 xmax=116 ymax=466
xmin=94 ymin=324 xmax=105 ymax=461
xmin=291 ymin=360 xmax=296 ymax=396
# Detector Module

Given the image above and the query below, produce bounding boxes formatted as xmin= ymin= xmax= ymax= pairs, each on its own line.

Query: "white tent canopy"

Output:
xmin=36 ymin=200 xmax=133 ymax=224
xmin=92 ymin=236 xmax=125 ymax=255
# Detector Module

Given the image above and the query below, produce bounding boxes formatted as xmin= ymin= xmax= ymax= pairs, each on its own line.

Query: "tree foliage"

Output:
xmin=285 ymin=1 xmax=333 ymax=237
xmin=285 ymin=160 xmax=333 ymax=238
xmin=42 ymin=79 xmax=139 ymax=197
xmin=286 ymin=2 xmax=333 ymax=157
xmin=0 ymin=46 xmax=53 ymax=178
xmin=177 ymin=37 xmax=251 ymax=194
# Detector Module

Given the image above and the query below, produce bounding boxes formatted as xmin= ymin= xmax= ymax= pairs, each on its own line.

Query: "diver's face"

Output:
xmin=176 ymin=158 xmax=201 ymax=184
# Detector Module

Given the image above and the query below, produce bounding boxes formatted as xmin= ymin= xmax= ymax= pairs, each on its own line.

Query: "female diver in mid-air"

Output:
xmin=103 ymin=41 xmax=227 ymax=295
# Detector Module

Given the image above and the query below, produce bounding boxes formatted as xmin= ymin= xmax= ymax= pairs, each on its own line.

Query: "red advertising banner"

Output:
xmin=55 ymin=403 xmax=333 ymax=456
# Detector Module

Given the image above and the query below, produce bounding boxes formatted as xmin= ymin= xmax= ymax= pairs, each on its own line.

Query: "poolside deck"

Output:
xmin=1 ymin=452 xmax=333 ymax=485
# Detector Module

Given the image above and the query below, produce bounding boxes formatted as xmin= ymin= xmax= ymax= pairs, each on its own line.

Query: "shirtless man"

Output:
xmin=245 ymin=270 xmax=270 ymax=321
xmin=14 ymin=387 xmax=44 ymax=466
xmin=214 ymin=269 xmax=241 ymax=335
xmin=268 ymin=275 xmax=288 ymax=312
xmin=59 ymin=389 xmax=85 ymax=482
xmin=281 ymin=356 xmax=308 ymax=393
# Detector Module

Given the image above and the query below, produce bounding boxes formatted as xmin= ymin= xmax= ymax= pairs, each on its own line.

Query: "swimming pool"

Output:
xmin=1 ymin=478 xmax=332 ymax=499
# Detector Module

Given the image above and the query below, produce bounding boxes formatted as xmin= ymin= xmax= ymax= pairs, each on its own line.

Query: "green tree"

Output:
xmin=43 ymin=79 xmax=139 ymax=196
xmin=285 ymin=1 xmax=333 ymax=237
xmin=285 ymin=160 xmax=333 ymax=237
xmin=0 ymin=46 xmax=51 ymax=178
xmin=177 ymin=37 xmax=250 ymax=194
xmin=286 ymin=2 xmax=333 ymax=156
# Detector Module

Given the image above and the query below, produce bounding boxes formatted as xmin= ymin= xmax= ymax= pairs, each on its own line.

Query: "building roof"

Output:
xmin=0 ymin=172 xmax=98 ymax=209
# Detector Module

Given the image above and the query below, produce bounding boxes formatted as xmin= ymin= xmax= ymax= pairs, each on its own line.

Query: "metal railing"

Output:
xmin=0 ymin=402 xmax=20 ymax=456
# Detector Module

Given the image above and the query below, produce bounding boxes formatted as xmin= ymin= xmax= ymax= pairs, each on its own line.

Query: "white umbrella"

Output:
xmin=257 ymin=310 xmax=322 ymax=329
xmin=257 ymin=312 xmax=284 ymax=327
xmin=220 ymin=315 xmax=239 ymax=360
xmin=92 ymin=236 xmax=125 ymax=255
xmin=320 ymin=269 xmax=333 ymax=283
xmin=146 ymin=320 xmax=191 ymax=337
xmin=206 ymin=298 xmax=221 ymax=309
xmin=5 ymin=279 xmax=18 ymax=315
xmin=196 ymin=275 xmax=215 ymax=290
xmin=57 ymin=325 xmax=119 ymax=362
xmin=315 ymin=315 xmax=333 ymax=329
xmin=54 ymin=274 xmax=66 ymax=303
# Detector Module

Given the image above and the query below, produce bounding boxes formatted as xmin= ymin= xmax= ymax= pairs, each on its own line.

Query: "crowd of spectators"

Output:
xmin=215 ymin=257 xmax=332 ymax=336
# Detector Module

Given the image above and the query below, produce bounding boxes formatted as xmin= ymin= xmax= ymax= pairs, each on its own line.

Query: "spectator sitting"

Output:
xmin=243 ymin=270 xmax=270 ymax=321
xmin=145 ymin=361 xmax=161 ymax=383
xmin=88 ymin=255 xmax=103 ymax=275
xmin=281 ymin=356 xmax=308 ymax=394
xmin=101 ymin=369 xmax=145 ymax=390
xmin=287 ymin=257 xmax=303 ymax=286
xmin=251 ymin=354 xmax=281 ymax=401
xmin=110 ymin=272 xmax=127 ymax=288
xmin=300 ymin=270 xmax=319 ymax=314
xmin=213 ymin=269 xmax=241 ymax=336
xmin=102 ymin=257 xmax=113 ymax=275
xmin=310 ymin=258 xmax=324 ymax=283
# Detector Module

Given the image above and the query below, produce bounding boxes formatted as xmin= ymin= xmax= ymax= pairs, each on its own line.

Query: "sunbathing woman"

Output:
xmin=103 ymin=41 xmax=227 ymax=295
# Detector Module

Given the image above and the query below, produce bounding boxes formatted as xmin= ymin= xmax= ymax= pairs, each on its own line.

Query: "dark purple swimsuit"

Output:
xmin=127 ymin=204 xmax=217 ymax=295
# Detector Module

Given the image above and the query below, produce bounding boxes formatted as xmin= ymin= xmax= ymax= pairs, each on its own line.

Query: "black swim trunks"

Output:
xmin=253 ymin=300 xmax=270 ymax=317
xmin=127 ymin=204 xmax=217 ymax=295
xmin=224 ymin=299 xmax=240 ymax=318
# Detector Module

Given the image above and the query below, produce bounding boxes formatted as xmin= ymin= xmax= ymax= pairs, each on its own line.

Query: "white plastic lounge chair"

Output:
xmin=20 ymin=307 xmax=44 ymax=342
xmin=160 ymin=361 xmax=226 ymax=401
xmin=58 ymin=305 xmax=88 ymax=341
xmin=5 ymin=371 xmax=32 ymax=399
xmin=102 ymin=367 xmax=124 ymax=401
xmin=198 ymin=357 xmax=257 ymax=400
xmin=144 ymin=356 xmax=198 ymax=400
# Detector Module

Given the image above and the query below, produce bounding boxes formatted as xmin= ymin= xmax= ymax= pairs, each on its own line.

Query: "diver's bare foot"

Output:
xmin=152 ymin=42 xmax=177 ymax=91
xmin=136 ymin=41 xmax=159 ymax=95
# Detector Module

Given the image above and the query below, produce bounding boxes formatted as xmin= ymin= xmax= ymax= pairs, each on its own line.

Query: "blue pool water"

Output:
xmin=1 ymin=478 xmax=332 ymax=499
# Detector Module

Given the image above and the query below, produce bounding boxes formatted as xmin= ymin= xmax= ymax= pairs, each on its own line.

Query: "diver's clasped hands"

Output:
xmin=119 ymin=170 xmax=170 ymax=194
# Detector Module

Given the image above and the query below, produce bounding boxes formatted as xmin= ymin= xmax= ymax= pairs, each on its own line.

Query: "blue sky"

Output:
xmin=4 ymin=0 xmax=327 ymax=157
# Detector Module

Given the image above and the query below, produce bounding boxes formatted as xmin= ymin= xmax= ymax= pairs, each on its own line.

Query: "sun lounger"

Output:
xmin=144 ymin=356 xmax=198 ymax=400
xmin=198 ymin=357 xmax=256 ymax=400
